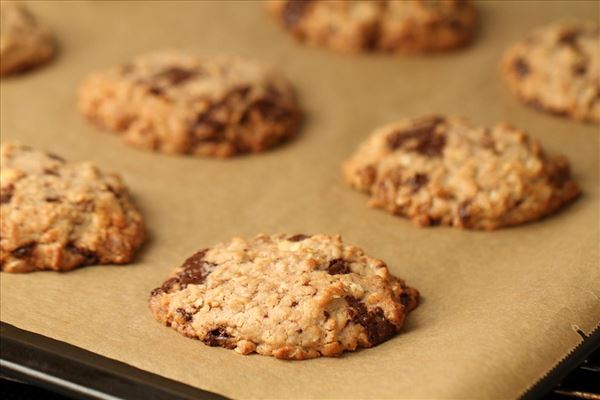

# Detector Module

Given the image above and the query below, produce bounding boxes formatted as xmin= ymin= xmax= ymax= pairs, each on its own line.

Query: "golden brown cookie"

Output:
xmin=149 ymin=234 xmax=419 ymax=360
xmin=0 ymin=1 xmax=55 ymax=76
xmin=501 ymin=21 xmax=600 ymax=124
xmin=78 ymin=51 xmax=302 ymax=158
xmin=0 ymin=143 xmax=145 ymax=272
xmin=342 ymin=115 xmax=581 ymax=230
xmin=267 ymin=0 xmax=477 ymax=53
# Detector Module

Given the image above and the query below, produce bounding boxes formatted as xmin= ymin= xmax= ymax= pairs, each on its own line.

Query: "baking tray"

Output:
xmin=1 ymin=322 xmax=598 ymax=399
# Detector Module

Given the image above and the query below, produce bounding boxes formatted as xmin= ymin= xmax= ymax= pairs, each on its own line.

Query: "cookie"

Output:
xmin=78 ymin=51 xmax=302 ymax=158
xmin=149 ymin=234 xmax=419 ymax=360
xmin=267 ymin=0 xmax=477 ymax=53
xmin=501 ymin=21 xmax=600 ymax=124
xmin=342 ymin=115 xmax=581 ymax=230
xmin=0 ymin=1 xmax=55 ymax=76
xmin=0 ymin=143 xmax=145 ymax=273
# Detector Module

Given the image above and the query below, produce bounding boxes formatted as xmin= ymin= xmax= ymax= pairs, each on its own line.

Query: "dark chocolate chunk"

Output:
xmin=66 ymin=243 xmax=99 ymax=265
xmin=364 ymin=24 xmax=381 ymax=51
xmin=416 ymin=133 xmax=446 ymax=156
xmin=148 ymin=86 xmax=164 ymax=96
xmin=43 ymin=168 xmax=59 ymax=176
xmin=513 ymin=57 xmax=530 ymax=78
xmin=386 ymin=116 xmax=446 ymax=156
xmin=47 ymin=153 xmax=66 ymax=162
xmin=288 ymin=234 xmax=310 ymax=242
xmin=193 ymin=105 xmax=227 ymax=136
xmin=572 ymin=63 xmax=587 ymax=76
xmin=548 ymin=163 xmax=571 ymax=188
xmin=0 ymin=190 xmax=13 ymax=204
xmin=327 ymin=258 xmax=351 ymax=275
xmin=400 ymin=292 xmax=412 ymax=308
xmin=203 ymin=327 xmax=232 ymax=347
xmin=345 ymin=297 xmax=397 ymax=346
xmin=558 ymin=30 xmax=580 ymax=46
xmin=282 ymin=0 xmax=312 ymax=27
xmin=150 ymin=250 xmax=216 ymax=296
xmin=177 ymin=250 xmax=216 ymax=289
xmin=230 ymin=85 xmax=251 ymax=99
xmin=252 ymin=98 xmax=289 ymax=122
xmin=155 ymin=67 xmax=198 ymax=85
xmin=408 ymin=173 xmax=429 ymax=192
xmin=12 ymin=243 xmax=35 ymax=259
xmin=176 ymin=307 xmax=194 ymax=322
xmin=458 ymin=201 xmax=471 ymax=226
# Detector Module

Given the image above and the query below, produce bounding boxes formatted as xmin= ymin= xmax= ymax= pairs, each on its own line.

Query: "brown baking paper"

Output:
xmin=1 ymin=1 xmax=599 ymax=399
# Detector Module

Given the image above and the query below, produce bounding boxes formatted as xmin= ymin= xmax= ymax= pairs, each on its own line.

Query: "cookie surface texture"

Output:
xmin=501 ymin=21 xmax=600 ymax=124
xmin=78 ymin=51 xmax=302 ymax=157
xmin=0 ymin=1 xmax=55 ymax=76
xmin=149 ymin=234 xmax=419 ymax=360
xmin=342 ymin=115 xmax=581 ymax=230
xmin=267 ymin=0 xmax=477 ymax=53
xmin=0 ymin=143 xmax=145 ymax=272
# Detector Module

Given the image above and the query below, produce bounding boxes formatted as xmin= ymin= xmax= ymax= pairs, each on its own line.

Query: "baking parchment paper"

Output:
xmin=1 ymin=1 xmax=599 ymax=398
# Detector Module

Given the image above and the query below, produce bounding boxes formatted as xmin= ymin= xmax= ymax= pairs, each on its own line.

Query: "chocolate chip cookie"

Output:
xmin=342 ymin=115 xmax=581 ymax=230
xmin=267 ymin=0 xmax=477 ymax=53
xmin=0 ymin=143 xmax=145 ymax=272
xmin=149 ymin=234 xmax=419 ymax=360
xmin=78 ymin=51 xmax=302 ymax=158
xmin=0 ymin=1 xmax=55 ymax=76
xmin=501 ymin=21 xmax=600 ymax=124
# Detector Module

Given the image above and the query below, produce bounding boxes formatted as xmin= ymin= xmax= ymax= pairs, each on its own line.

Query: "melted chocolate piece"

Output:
xmin=66 ymin=243 xmax=99 ymax=265
xmin=194 ymin=105 xmax=227 ymax=137
xmin=364 ymin=24 xmax=381 ymax=51
xmin=400 ymin=292 xmax=412 ymax=308
xmin=12 ymin=243 xmax=35 ymax=259
xmin=151 ymin=249 xmax=217 ymax=296
xmin=203 ymin=328 xmax=232 ymax=347
xmin=282 ymin=0 xmax=312 ymax=27
xmin=513 ymin=57 xmax=530 ymax=78
xmin=251 ymin=98 xmax=289 ymax=122
xmin=327 ymin=258 xmax=351 ymax=275
xmin=176 ymin=307 xmax=194 ymax=322
xmin=43 ymin=168 xmax=59 ymax=176
xmin=548 ymin=163 xmax=571 ymax=188
xmin=191 ymin=86 xmax=251 ymax=138
xmin=151 ymin=277 xmax=178 ymax=297
xmin=178 ymin=250 xmax=215 ymax=288
xmin=558 ymin=30 xmax=580 ymax=46
xmin=47 ymin=153 xmax=66 ymax=162
xmin=458 ymin=201 xmax=471 ymax=227
xmin=408 ymin=173 xmax=429 ymax=192
xmin=288 ymin=234 xmax=310 ymax=242
xmin=148 ymin=86 xmax=164 ymax=96
xmin=386 ymin=116 xmax=446 ymax=156
xmin=573 ymin=63 xmax=587 ymax=76
xmin=345 ymin=297 xmax=397 ymax=346
xmin=0 ymin=190 xmax=13 ymax=204
xmin=155 ymin=67 xmax=198 ymax=85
